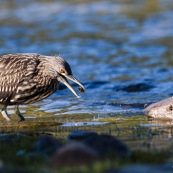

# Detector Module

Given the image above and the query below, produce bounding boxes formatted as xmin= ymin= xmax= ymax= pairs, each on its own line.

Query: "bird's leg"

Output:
xmin=15 ymin=105 xmax=25 ymax=121
xmin=1 ymin=105 xmax=11 ymax=121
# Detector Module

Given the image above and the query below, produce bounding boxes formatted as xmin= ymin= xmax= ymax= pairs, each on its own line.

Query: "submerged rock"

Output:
xmin=49 ymin=142 xmax=99 ymax=167
xmin=117 ymin=83 xmax=154 ymax=92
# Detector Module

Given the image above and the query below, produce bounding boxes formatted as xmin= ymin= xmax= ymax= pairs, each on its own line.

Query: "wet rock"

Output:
xmin=34 ymin=135 xmax=61 ymax=156
xmin=67 ymin=130 xmax=98 ymax=141
xmin=49 ymin=142 xmax=99 ymax=167
xmin=117 ymin=83 xmax=154 ymax=92
xmin=83 ymin=134 xmax=130 ymax=158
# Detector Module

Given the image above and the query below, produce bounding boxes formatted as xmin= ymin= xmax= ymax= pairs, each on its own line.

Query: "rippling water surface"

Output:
xmin=1 ymin=1 xmax=173 ymax=138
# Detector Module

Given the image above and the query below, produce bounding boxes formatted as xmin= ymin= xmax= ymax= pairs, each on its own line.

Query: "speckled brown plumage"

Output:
xmin=0 ymin=53 xmax=85 ymax=121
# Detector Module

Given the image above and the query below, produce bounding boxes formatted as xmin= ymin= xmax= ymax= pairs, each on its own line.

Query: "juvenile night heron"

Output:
xmin=0 ymin=53 xmax=85 ymax=121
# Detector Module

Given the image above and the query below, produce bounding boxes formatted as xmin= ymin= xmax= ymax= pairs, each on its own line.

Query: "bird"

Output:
xmin=0 ymin=53 xmax=85 ymax=121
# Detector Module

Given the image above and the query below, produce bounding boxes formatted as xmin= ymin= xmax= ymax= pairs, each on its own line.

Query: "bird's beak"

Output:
xmin=58 ymin=74 xmax=85 ymax=98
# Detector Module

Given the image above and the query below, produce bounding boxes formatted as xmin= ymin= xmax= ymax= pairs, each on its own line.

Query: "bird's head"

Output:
xmin=54 ymin=57 xmax=85 ymax=98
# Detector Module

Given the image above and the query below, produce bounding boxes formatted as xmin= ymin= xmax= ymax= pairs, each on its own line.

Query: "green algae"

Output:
xmin=0 ymin=113 xmax=172 ymax=173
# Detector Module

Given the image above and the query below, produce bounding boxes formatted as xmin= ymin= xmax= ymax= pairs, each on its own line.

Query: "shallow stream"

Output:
xmin=0 ymin=0 xmax=173 ymax=154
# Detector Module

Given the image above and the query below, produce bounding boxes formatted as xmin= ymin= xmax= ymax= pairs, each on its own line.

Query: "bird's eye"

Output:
xmin=166 ymin=105 xmax=173 ymax=112
xmin=169 ymin=105 xmax=173 ymax=111
xmin=60 ymin=69 xmax=65 ymax=73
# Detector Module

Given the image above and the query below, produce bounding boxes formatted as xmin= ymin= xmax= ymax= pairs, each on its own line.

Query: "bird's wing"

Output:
xmin=0 ymin=53 xmax=40 ymax=103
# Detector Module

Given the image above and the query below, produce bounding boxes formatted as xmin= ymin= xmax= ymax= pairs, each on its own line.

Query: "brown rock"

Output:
xmin=49 ymin=142 xmax=99 ymax=168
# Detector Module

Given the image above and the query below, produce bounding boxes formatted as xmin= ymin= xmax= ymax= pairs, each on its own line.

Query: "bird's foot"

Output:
xmin=15 ymin=105 xmax=25 ymax=122
xmin=1 ymin=107 xmax=11 ymax=121
xmin=19 ymin=117 xmax=25 ymax=122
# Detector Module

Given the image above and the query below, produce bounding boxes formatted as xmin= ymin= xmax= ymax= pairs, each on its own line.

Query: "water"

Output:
xmin=61 ymin=121 xmax=109 ymax=127
xmin=1 ymin=0 xmax=173 ymax=150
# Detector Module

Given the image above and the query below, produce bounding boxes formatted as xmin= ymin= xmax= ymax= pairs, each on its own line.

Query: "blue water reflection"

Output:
xmin=0 ymin=0 xmax=173 ymax=117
